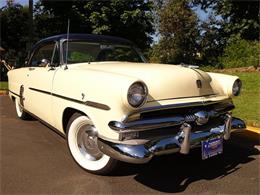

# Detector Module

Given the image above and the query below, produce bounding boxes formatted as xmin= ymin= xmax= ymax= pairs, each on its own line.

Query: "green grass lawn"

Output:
xmin=0 ymin=81 xmax=8 ymax=90
xmin=224 ymin=72 xmax=260 ymax=127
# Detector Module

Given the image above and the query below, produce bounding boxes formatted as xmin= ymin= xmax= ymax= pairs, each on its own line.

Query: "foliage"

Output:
xmin=219 ymin=38 xmax=260 ymax=68
xmin=34 ymin=1 xmax=88 ymax=38
xmin=192 ymin=0 xmax=259 ymax=41
xmin=149 ymin=0 xmax=199 ymax=64
xmin=0 ymin=3 xmax=30 ymax=65
xmin=35 ymin=0 xmax=154 ymax=50
xmin=197 ymin=16 xmax=226 ymax=66
xmin=0 ymin=81 xmax=8 ymax=90
xmin=189 ymin=0 xmax=260 ymax=66
xmin=225 ymin=72 xmax=260 ymax=127
xmin=69 ymin=52 xmax=94 ymax=63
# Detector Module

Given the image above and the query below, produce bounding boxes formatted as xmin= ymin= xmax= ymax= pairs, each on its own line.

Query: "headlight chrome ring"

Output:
xmin=127 ymin=82 xmax=148 ymax=108
xmin=232 ymin=79 xmax=242 ymax=96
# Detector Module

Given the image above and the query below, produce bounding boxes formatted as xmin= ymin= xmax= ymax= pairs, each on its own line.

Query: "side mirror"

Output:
xmin=39 ymin=59 xmax=50 ymax=67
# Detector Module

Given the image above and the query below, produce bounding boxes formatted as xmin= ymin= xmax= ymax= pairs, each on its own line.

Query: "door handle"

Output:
xmin=29 ymin=67 xmax=35 ymax=71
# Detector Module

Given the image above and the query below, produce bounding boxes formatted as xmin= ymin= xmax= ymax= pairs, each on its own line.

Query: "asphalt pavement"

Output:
xmin=1 ymin=96 xmax=259 ymax=194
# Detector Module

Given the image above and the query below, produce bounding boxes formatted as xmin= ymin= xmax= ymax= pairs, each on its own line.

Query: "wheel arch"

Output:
xmin=62 ymin=107 xmax=86 ymax=134
xmin=11 ymin=95 xmax=15 ymax=102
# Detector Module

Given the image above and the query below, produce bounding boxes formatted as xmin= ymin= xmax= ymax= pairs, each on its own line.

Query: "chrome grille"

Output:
xmin=184 ymin=114 xmax=197 ymax=122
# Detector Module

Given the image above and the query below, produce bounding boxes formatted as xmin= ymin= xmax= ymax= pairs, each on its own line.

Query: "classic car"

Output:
xmin=8 ymin=34 xmax=246 ymax=175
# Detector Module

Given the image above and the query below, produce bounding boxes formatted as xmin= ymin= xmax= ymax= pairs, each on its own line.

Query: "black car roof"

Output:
xmin=34 ymin=33 xmax=133 ymax=46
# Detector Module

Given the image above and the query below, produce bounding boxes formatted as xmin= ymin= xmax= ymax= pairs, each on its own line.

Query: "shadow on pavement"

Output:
xmin=113 ymin=131 xmax=259 ymax=193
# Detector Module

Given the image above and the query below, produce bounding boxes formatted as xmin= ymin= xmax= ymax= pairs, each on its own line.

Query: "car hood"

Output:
xmin=75 ymin=62 xmax=218 ymax=102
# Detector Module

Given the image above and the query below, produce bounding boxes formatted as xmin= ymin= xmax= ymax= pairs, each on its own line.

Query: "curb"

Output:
xmin=0 ymin=90 xmax=8 ymax=96
xmin=246 ymin=126 xmax=260 ymax=134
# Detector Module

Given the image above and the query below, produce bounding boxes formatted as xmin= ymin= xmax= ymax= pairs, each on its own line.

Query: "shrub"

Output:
xmin=219 ymin=38 xmax=260 ymax=68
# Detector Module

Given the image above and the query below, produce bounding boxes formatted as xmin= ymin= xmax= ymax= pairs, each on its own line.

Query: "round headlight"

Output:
xmin=127 ymin=82 xmax=148 ymax=108
xmin=232 ymin=79 xmax=242 ymax=96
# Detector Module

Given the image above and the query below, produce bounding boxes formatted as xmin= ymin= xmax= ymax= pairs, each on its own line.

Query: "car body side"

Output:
xmin=8 ymin=62 xmax=239 ymax=141
xmin=7 ymin=34 xmax=243 ymax=145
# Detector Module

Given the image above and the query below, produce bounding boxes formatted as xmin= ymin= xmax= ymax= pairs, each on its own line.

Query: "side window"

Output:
xmin=51 ymin=44 xmax=59 ymax=66
xmin=30 ymin=42 xmax=57 ymax=67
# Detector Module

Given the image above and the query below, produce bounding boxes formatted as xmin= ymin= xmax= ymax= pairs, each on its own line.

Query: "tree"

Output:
xmin=197 ymin=15 xmax=227 ymax=66
xmin=192 ymin=0 xmax=259 ymax=41
xmin=219 ymin=38 xmax=260 ymax=68
xmin=0 ymin=2 xmax=30 ymax=65
xmin=150 ymin=0 xmax=199 ymax=64
xmin=181 ymin=0 xmax=260 ymax=66
xmin=34 ymin=0 xmax=155 ymax=50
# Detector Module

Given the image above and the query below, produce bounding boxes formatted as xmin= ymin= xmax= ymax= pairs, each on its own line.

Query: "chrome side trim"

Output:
xmin=8 ymin=90 xmax=20 ymax=97
xmin=98 ymin=116 xmax=245 ymax=164
xmin=29 ymin=87 xmax=52 ymax=95
xmin=85 ymin=101 xmax=110 ymax=111
xmin=147 ymin=93 xmax=217 ymax=103
xmin=28 ymin=87 xmax=110 ymax=110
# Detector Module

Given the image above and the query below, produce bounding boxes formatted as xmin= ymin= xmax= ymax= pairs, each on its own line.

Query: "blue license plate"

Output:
xmin=201 ymin=137 xmax=223 ymax=160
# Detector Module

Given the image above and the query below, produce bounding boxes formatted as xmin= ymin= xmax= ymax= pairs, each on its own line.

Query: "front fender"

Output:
xmin=51 ymin=67 xmax=142 ymax=140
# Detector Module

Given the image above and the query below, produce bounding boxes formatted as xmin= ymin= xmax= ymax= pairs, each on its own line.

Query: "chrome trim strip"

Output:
xmin=28 ymin=87 xmax=110 ymax=110
xmin=98 ymin=116 xmax=245 ymax=164
xmin=147 ymin=93 xmax=217 ymax=103
xmin=85 ymin=101 xmax=110 ymax=111
xmin=8 ymin=90 xmax=20 ymax=97
xmin=29 ymin=87 xmax=51 ymax=95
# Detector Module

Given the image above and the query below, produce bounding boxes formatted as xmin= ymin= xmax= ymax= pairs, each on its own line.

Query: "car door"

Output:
xmin=26 ymin=41 xmax=60 ymax=126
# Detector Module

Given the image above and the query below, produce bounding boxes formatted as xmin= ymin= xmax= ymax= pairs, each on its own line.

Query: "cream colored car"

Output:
xmin=8 ymin=34 xmax=245 ymax=174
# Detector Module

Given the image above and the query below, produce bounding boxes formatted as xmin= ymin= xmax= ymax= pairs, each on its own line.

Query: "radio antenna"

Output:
xmin=64 ymin=19 xmax=70 ymax=70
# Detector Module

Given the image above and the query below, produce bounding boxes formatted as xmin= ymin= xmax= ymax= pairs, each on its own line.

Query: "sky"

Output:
xmin=0 ymin=0 xmax=28 ymax=7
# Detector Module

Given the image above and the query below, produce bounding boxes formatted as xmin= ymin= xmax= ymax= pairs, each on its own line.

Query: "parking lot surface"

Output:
xmin=1 ymin=96 xmax=259 ymax=194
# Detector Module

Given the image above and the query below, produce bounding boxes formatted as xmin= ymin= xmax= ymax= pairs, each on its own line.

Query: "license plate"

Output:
xmin=201 ymin=137 xmax=223 ymax=160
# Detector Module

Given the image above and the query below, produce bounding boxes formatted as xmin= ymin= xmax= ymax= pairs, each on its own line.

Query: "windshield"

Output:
xmin=63 ymin=41 xmax=145 ymax=64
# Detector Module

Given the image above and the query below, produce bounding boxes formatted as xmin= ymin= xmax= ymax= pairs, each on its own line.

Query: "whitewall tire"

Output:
xmin=15 ymin=98 xmax=29 ymax=120
xmin=66 ymin=113 xmax=118 ymax=175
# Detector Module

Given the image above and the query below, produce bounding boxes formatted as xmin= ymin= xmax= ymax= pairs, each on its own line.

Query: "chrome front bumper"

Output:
xmin=97 ymin=116 xmax=246 ymax=164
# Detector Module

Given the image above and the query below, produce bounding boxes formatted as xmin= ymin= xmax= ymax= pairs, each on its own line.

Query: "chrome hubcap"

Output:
xmin=77 ymin=124 xmax=103 ymax=161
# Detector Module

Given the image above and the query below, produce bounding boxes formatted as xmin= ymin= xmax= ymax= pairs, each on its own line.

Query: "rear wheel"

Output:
xmin=66 ymin=113 xmax=118 ymax=175
xmin=15 ymin=98 xmax=29 ymax=120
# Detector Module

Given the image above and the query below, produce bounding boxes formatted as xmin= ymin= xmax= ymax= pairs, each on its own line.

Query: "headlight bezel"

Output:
xmin=127 ymin=81 xmax=148 ymax=108
xmin=232 ymin=79 xmax=242 ymax=96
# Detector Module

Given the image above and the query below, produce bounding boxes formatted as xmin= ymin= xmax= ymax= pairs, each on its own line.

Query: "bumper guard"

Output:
xmin=97 ymin=116 xmax=245 ymax=164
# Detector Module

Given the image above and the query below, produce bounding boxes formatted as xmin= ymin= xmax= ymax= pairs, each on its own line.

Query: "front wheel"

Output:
xmin=66 ymin=113 xmax=118 ymax=175
xmin=15 ymin=98 xmax=29 ymax=120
